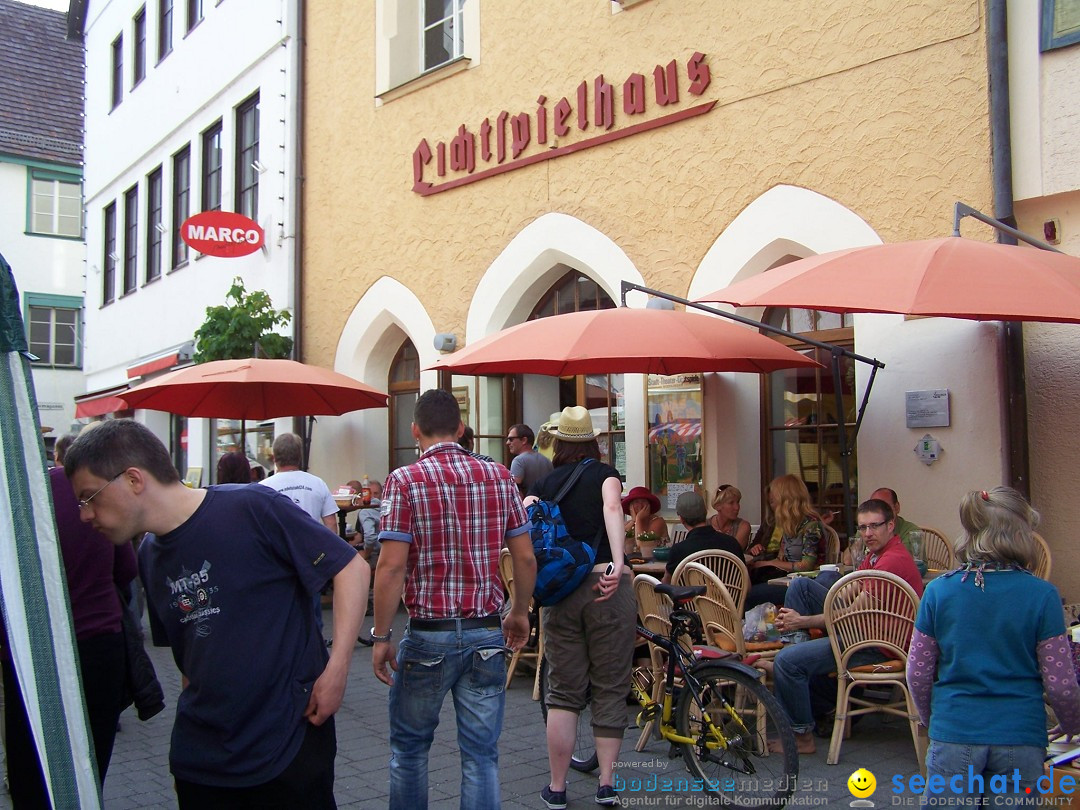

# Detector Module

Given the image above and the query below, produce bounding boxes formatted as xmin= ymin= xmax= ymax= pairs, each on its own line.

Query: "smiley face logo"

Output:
xmin=848 ymin=768 xmax=876 ymax=798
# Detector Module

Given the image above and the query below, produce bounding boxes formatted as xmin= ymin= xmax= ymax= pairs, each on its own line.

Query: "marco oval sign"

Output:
xmin=181 ymin=211 xmax=264 ymax=258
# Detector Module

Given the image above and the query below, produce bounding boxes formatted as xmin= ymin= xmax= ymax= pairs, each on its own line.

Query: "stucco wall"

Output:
xmin=303 ymin=0 xmax=995 ymax=501
xmin=1016 ymin=191 xmax=1080 ymax=601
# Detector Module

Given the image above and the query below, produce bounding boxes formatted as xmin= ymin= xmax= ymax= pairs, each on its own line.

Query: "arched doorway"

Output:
xmin=388 ymin=339 xmax=420 ymax=471
xmin=761 ymin=305 xmax=856 ymax=527
xmin=524 ymin=266 xmax=625 ymax=475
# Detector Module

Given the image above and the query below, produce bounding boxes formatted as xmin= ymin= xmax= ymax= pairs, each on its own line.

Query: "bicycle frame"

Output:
xmin=633 ymin=602 xmax=762 ymax=750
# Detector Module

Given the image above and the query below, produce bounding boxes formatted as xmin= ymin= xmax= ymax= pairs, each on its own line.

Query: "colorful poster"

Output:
xmin=647 ymin=374 xmax=703 ymax=514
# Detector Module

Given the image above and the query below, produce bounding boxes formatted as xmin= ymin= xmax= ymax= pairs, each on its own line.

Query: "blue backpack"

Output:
xmin=529 ymin=459 xmax=603 ymax=606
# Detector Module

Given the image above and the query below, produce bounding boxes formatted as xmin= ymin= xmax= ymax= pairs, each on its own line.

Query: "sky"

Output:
xmin=20 ymin=0 xmax=68 ymax=9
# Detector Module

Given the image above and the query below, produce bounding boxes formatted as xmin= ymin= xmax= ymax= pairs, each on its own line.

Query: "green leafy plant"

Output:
xmin=193 ymin=277 xmax=293 ymax=363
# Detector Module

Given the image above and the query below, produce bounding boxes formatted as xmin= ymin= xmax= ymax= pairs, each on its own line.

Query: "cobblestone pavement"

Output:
xmin=1 ymin=607 xmax=922 ymax=808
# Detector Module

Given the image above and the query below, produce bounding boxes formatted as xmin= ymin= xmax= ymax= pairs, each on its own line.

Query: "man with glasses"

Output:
xmin=64 ymin=420 xmax=369 ymax=808
xmin=767 ymin=498 xmax=923 ymax=755
xmin=506 ymin=423 xmax=552 ymax=498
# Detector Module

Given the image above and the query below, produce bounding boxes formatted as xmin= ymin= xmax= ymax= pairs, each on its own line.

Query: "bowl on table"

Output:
xmin=651 ymin=547 xmax=671 ymax=561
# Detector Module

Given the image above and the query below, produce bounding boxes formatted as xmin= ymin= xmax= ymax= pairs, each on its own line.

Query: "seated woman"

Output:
xmin=622 ymin=486 xmax=670 ymax=549
xmin=744 ymin=474 xmax=826 ymax=603
xmin=708 ymin=484 xmax=751 ymax=550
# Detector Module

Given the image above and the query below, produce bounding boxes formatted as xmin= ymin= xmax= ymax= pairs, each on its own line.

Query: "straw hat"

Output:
xmin=549 ymin=406 xmax=595 ymax=442
xmin=622 ymin=486 xmax=661 ymax=515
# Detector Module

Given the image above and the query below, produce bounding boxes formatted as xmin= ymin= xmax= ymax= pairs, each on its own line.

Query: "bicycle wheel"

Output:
xmin=675 ymin=662 xmax=797 ymax=809
xmin=538 ymin=656 xmax=599 ymax=773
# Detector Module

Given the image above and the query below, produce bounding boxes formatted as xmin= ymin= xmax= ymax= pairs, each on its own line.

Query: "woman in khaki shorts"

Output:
xmin=525 ymin=407 xmax=637 ymax=809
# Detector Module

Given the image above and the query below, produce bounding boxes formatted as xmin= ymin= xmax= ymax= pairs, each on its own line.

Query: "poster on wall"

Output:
xmin=647 ymin=374 xmax=703 ymax=515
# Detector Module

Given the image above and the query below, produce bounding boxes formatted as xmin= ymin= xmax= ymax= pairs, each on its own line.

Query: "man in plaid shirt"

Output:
xmin=371 ymin=389 xmax=536 ymax=810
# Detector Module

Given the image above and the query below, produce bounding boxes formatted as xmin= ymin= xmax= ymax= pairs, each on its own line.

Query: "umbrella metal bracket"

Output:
xmin=621 ymin=281 xmax=885 ymax=539
xmin=952 ymin=202 xmax=1062 ymax=253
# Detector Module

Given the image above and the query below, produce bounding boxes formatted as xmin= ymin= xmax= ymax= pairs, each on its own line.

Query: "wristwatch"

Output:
xmin=370 ymin=628 xmax=393 ymax=643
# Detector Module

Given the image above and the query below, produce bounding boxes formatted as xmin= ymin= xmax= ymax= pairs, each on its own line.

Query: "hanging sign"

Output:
xmin=181 ymin=211 xmax=264 ymax=258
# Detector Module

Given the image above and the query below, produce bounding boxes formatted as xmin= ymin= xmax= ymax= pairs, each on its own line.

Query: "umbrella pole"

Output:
xmin=830 ymin=350 xmax=855 ymax=540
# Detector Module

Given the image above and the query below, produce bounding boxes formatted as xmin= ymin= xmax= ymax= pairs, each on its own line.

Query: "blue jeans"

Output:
xmin=783 ymin=577 xmax=830 ymax=616
xmin=388 ymin=625 xmax=508 ymax=810
xmin=923 ymin=740 xmax=1045 ymax=808
xmin=772 ymin=637 xmax=885 ymax=733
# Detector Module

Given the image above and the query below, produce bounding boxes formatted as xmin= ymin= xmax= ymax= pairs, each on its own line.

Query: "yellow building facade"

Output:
xmin=301 ymin=1 xmax=1050 ymax=586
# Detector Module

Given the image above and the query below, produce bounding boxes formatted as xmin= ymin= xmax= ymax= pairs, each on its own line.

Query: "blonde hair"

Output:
xmin=766 ymin=474 xmax=819 ymax=537
xmin=955 ymin=486 xmax=1040 ymax=569
xmin=711 ymin=484 xmax=742 ymax=511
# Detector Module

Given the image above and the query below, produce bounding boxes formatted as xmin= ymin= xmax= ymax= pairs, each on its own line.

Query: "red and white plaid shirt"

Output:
xmin=379 ymin=441 xmax=530 ymax=620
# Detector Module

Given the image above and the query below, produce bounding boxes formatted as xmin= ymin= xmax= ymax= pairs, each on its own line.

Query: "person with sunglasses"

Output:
xmin=506 ymin=423 xmax=553 ymax=498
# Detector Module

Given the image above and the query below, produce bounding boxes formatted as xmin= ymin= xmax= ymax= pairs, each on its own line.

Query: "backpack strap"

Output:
xmin=550 ymin=459 xmax=607 ymax=557
xmin=551 ymin=458 xmax=593 ymax=504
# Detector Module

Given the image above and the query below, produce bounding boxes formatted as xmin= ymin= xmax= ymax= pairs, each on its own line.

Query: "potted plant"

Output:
xmin=624 ymin=526 xmax=637 ymax=557
xmin=636 ymin=531 xmax=661 ymax=560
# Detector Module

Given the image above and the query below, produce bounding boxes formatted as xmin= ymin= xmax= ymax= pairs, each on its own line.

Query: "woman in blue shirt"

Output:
xmin=907 ymin=487 xmax=1080 ymax=806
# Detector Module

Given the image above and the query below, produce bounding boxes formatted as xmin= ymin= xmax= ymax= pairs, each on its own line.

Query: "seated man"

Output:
xmin=662 ymin=491 xmax=742 ymax=584
xmin=869 ymin=487 xmax=921 ymax=557
xmin=769 ymin=498 xmax=923 ymax=754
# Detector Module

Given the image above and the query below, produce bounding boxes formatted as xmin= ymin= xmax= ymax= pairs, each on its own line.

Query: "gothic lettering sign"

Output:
xmin=412 ymin=52 xmax=713 ymax=196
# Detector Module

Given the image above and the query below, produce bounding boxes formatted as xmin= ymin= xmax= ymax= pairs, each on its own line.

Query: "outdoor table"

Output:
xmin=334 ymin=496 xmax=363 ymax=542
xmin=631 ymin=560 xmax=667 ymax=578
xmin=767 ymin=566 xmax=943 ymax=588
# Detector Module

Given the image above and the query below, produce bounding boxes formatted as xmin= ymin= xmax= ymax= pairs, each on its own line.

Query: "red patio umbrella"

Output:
xmin=695 ymin=237 xmax=1080 ymax=323
xmin=427 ymin=307 xmax=821 ymax=376
xmin=120 ymin=357 xmax=388 ymax=420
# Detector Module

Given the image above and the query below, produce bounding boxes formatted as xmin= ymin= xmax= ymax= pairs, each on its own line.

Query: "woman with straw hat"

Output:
xmin=524 ymin=406 xmax=634 ymax=809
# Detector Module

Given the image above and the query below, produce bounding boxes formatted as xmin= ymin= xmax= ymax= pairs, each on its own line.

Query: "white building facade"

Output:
xmin=0 ymin=0 xmax=86 ymax=454
xmin=76 ymin=0 xmax=301 ymax=477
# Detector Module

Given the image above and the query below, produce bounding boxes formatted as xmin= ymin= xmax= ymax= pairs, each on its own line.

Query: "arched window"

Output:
xmin=389 ymin=339 xmax=420 ymax=471
xmin=762 ymin=306 xmax=856 ymax=524
xmin=527 ymin=266 xmax=624 ymax=476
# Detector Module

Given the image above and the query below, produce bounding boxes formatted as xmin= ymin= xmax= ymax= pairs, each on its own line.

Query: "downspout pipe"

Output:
xmin=987 ymin=0 xmax=1030 ymax=497
xmin=288 ymin=0 xmax=311 ymax=464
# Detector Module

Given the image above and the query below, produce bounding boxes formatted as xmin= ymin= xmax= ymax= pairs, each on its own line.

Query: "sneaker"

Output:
xmin=595 ymin=784 xmax=620 ymax=806
xmin=356 ymin=634 xmax=374 ymax=647
xmin=541 ymin=785 xmax=567 ymax=809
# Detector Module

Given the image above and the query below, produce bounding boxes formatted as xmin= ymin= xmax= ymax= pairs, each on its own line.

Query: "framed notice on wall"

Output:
xmin=905 ymin=389 xmax=950 ymax=429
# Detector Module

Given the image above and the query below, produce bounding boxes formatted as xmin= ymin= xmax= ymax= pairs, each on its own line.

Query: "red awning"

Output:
xmin=127 ymin=351 xmax=180 ymax=379
xmin=74 ymin=386 xmax=131 ymax=418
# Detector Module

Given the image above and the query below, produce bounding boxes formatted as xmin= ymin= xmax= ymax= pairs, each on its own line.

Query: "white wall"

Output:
xmin=80 ymin=0 xmax=298 ymax=468
xmin=0 ymin=160 xmax=86 ymax=435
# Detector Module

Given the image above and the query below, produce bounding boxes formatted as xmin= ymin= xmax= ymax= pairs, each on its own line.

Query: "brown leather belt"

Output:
xmin=409 ymin=615 xmax=502 ymax=631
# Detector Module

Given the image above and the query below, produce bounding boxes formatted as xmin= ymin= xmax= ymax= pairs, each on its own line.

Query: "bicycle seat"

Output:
xmin=654 ymin=583 xmax=705 ymax=604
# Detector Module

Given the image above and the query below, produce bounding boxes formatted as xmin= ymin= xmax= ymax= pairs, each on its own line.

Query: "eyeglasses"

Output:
xmin=77 ymin=471 xmax=124 ymax=510
xmin=505 ymin=435 xmax=522 ymax=443
xmin=856 ymin=520 xmax=888 ymax=534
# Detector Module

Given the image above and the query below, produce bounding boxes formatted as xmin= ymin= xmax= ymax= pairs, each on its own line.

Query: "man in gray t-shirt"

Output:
xmin=506 ymin=423 xmax=553 ymax=497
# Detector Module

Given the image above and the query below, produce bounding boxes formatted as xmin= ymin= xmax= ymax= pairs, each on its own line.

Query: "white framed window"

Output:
xmin=376 ymin=0 xmax=479 ymax=97
xmin=422 ymin=0 xmax=464 ymax=71
xmin=26 ymin=294 xmax=82 ymax=368
xmin=28 ymin=170 xmax=82 ymax=238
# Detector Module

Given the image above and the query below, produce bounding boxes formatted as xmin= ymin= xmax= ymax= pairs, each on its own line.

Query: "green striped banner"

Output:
xmin=0 ymin=254 xmax=101 ymax=809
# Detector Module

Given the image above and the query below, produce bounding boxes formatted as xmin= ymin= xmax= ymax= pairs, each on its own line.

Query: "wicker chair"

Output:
xmin=822 ymin=524 xmax=841 ymax=565
xmin=1032 ymin=532 xmax=1052 ymax=579
xmin=919 ymin=527 xmax=956 ymax=571
xmin=671 ymin=549 xmax=750 ymax=615
xmin=499 ymin=548 xmax=542 ymax=699
xmin=632 ymin=574 xmax=674 ymax=751
xmin=823 ymin=570 xmax=923 ymax=768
